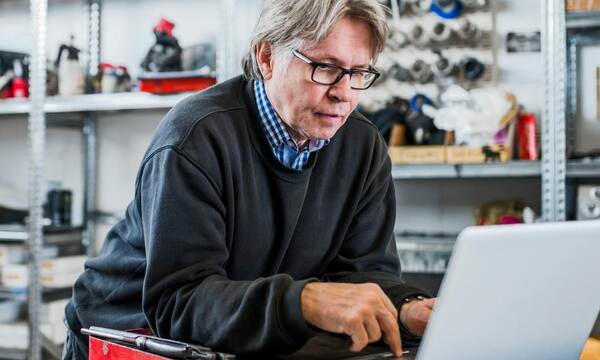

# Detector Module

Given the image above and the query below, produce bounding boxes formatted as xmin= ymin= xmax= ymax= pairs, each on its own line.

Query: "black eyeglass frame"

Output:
xmin=291 ymin=49 xmax=380 ymax=90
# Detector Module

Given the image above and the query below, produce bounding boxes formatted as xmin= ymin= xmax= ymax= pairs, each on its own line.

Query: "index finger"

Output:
xmin=376 ymin=306 xmax=403 ymax=357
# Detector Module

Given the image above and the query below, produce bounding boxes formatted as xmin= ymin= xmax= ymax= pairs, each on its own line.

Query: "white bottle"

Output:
xmin=57 ymin=44 xmax=85 ymax=96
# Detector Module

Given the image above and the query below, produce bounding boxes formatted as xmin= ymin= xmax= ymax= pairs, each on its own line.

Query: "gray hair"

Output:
xmin=241 ymin=0 xmax=389 ymax=80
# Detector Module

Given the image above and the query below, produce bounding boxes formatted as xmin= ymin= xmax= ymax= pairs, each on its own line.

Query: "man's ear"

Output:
xmin=256 ymin=42 xmax=274 ymax=80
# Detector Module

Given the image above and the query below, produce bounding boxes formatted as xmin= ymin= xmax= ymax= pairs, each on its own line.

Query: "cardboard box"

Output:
xmin=446 ymin=145 xmax=511 ymax=164
xmin=389 ymin=146 xmax=446 ymax=164
xmin=566 ymin=0 xmax=600 ymax=11
xmin=1 ymin=255 xmax=85 ymax=288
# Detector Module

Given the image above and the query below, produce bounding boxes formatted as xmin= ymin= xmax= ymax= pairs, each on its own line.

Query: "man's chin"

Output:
xmin=308 ymin=128 xmax=340 ymax=141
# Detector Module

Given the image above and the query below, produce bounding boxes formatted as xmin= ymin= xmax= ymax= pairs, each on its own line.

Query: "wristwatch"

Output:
xmin=402 ymin=295 xmax=426 ymax=304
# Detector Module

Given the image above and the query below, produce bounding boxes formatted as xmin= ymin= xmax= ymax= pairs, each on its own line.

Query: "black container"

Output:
xmin=46 ymin=189 xmax=72 ymax=226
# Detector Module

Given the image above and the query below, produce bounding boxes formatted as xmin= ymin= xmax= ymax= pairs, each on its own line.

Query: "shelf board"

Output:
xmin=567 ymin=160 xmax=600 ymax=178
xmin=395 ymin=234 xmax=456 ymax=253
xmin=0 ymin=286 xmax=72 ymax=302
xmin=0 ymin=92 xmax=193 ymax=115
xmin=566 ymin=11 xmax=600 ymax=29
xmin=391 ymin=161 xmax=541 ymax=179
xmin=0 ymin=225 xmax=83 ymax=244
xmin=0 ymin=347 xmax=26 ymax=360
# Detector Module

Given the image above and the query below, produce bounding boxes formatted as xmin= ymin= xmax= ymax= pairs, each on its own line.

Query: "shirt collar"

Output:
xmin=253 ymin=80 xmax=330 ymax=152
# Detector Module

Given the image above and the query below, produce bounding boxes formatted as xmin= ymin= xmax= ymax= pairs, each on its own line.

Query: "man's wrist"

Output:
xmin=398 ymin=295 xmax=427 ymax=338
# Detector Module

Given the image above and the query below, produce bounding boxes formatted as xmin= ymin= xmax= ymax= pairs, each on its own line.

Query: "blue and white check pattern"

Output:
xmin=254 ymin=80 xmax=330 ymax=170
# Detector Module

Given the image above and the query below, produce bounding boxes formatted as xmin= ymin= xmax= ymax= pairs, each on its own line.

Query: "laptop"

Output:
xmin=404 ymin=220 xmax=600 ymax=360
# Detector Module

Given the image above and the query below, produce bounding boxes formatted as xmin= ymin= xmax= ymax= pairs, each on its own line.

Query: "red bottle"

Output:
xmin=12 ymin=59 xmax=28 ymax=98
xmin=517 ymin=112 xmax=538 ymax=160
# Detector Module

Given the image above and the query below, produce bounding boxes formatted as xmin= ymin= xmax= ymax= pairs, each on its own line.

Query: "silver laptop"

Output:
xmin=411 ymin=220 xmax=600 ymax=360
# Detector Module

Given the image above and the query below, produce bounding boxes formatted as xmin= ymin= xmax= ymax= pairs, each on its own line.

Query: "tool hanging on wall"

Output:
xmin=410 ymin=0 xmax=433 ymax=15
xmin=432 ymin=51 xmax=457 ymax=77
xmin=389 ymin=62 xmax=413 ymax=82
xmin=431 ymin=0 xmax=463 ymax=19
xmin=429 ymin=21 xmax=454 ymax=44
xmin=410 ymin=59 xmax=433 ymax=83
xmin=388 ymin=30 xmax=409 ymax=50
xmin=410 ymin=93 xmax=434 ymax=113
xmin=55 ymin=36 xmax=85 ymax=96
xmin=461 ymin=57 xmax=485 ymax=81
xmin=456 ymin=19 xmax=482 ymax=42
xmin=408 ymin=24 xmax=430 ymax=46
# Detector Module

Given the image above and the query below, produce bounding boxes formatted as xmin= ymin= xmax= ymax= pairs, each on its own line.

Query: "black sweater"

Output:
xmin=65 ymin=76 xmax=427 ymax=357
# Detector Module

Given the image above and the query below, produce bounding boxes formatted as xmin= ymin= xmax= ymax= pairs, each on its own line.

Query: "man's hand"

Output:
xmin=399 ymin=298 xmax=436 ymax=336
xmin=300 ymin=282 xmax=404 ymax=357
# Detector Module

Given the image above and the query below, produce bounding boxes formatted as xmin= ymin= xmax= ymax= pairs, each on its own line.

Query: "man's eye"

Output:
xmin=316 ymin=64 xmax=334 ymax=71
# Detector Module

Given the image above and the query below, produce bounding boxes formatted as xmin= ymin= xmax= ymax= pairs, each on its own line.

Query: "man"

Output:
xmin=63 ymin=0 xmax=435 ymax=358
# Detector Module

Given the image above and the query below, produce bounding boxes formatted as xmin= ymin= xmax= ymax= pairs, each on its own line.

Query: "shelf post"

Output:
xmin=83 ymin=113 xmax=98 ymax=256
xmin=83 ymin=0 xmax=102 ymax=82
xmin=28 ymin=0 xmax=48 ymax=359
xmin=217 ymin=0 xmax=236 ymax=82
xmin=542 ymin=0 xmax=567 ymax=222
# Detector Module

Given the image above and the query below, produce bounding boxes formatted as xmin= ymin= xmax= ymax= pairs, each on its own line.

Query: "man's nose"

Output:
xmin=328 ymin=73 xmax=353 ymax=102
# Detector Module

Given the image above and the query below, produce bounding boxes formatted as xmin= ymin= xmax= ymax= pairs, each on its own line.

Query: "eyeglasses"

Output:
xmin=291 ymin=49 xmax=380 ymax=90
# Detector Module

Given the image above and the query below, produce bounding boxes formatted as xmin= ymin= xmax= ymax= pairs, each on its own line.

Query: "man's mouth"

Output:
xmin=316 ymin=112 xmax=344 ymax=123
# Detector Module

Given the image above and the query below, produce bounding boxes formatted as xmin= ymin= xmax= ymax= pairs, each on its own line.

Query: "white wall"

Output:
xmin=0 ymin=0 xmax=557 ymax=246
xmin=495 ymin=0 xmax=544 ymax=116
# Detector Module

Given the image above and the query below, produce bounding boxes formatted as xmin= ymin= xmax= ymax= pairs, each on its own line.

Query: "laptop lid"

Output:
xmin=416 ymin=220 xmax=600 ymax=360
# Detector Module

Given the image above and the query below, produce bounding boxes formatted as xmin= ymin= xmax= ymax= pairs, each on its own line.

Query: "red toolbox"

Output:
xmin=138 ymin=70 xmax=216 ymax=94
xmin=84 ymin=326 xmax=235 ymax=360
xmin=89 ymin=335 xmax=169 ymax=360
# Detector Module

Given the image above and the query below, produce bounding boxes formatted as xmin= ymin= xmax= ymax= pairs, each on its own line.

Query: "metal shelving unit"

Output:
xmin=568 ymin=160 xmax=600 ymax=178
xmin=541 ymin=0 xmax=568 ymax=222
xmin=396 ymin=235 xmax=455 ymax=275
xmin=0 ymin=92 xmax=194 ymax=115
xmin=0 ymin=225 xmax=83 ymax=244
xmin=0 ymin=0 xmax=237 ymax=358
xmin=562 ymin=6 xmax=600 ymax=218
xmin=0 ymin=286 xmax=72 ymax=302
xmin=392 ymin=161 xmax=541 ymax=180
xmin=566 ymin=10 xmax=600 ymax=29
xmin=392 ymin=0 xmax=599 ymax=274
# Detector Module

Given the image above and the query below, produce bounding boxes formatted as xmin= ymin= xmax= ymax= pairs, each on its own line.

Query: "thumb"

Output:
xmin=422 ymin=298 xmax=436 ymax=309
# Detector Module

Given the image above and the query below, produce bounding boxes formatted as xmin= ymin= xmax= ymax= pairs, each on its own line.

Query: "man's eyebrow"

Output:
xmin=313 ymin=54 xmax=370 ymax=69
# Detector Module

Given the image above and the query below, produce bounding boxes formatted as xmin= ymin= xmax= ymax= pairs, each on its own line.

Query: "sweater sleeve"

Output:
xmin=139 ymin=147 xmax=316 ymax=355
xmin=321 ymin=138 xmax=430 ymax=313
